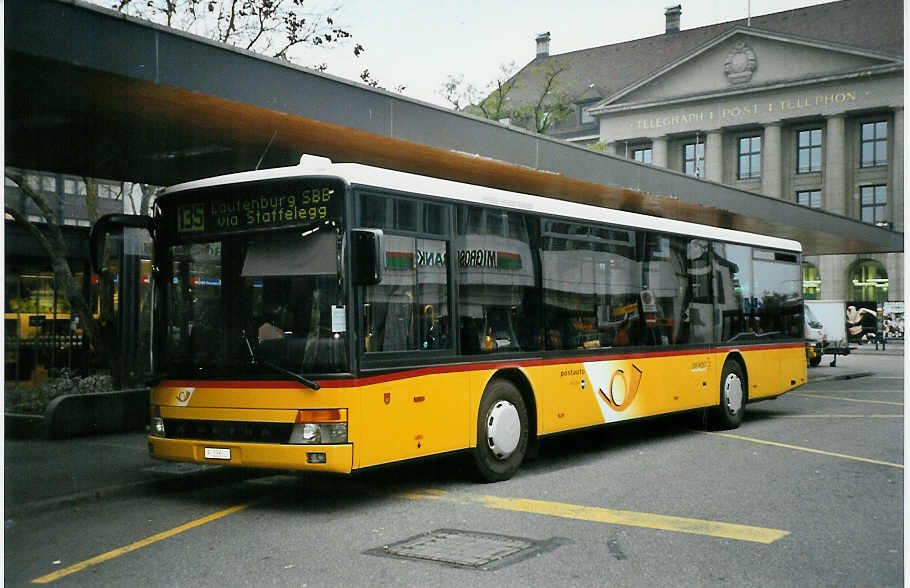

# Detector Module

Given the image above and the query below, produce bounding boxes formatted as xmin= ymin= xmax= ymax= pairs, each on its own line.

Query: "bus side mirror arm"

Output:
xmin=89 ymin=214 xmax=156 ymax=272
xmin=352 ymin=229 xmax=384 ymax=286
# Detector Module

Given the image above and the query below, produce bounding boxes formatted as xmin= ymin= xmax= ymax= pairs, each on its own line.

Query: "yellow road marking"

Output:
xmin=772 ymin=414 xmax=903 ymax=418
xmin=31 ymin=503 xmax=251 ymax=584
xmin=397 ymin=490 xmax=788 ymax=544
xmin=791 ymin=393 xmax=903 ymax=406
xmin=701 ymin=431 xmax=903 ymax=469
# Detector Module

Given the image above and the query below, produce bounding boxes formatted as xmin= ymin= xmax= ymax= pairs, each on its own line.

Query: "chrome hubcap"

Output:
xmin=486 ymin=400 xmax=520 ymax=459
xmin=724 ymin=373 xmax=744 ymax=415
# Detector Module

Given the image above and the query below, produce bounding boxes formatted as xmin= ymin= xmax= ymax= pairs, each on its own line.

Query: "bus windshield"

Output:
xmin=157 ymin=178 xmax=348 ymax=379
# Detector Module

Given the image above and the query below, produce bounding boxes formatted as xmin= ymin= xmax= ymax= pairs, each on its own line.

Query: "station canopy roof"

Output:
xmin=5 ymin=0 xmax=903 ymax=256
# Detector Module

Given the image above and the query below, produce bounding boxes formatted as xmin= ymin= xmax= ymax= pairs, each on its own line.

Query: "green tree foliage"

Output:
xmin=442 ymin=59 xmax=574 ymax=134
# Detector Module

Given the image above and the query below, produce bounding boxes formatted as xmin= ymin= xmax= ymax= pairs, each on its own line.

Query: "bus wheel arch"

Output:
xmin=709 ymin=353 xmax=748 ymax=430
xmin=472 ymin=369 xmax=535 ymax=482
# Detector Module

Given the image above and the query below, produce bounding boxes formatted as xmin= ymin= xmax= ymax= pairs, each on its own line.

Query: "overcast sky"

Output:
xmin=313 ymin=0 xmax=836 ymax=106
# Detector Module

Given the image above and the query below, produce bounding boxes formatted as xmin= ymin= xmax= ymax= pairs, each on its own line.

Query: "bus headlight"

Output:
xmin=289 ymin=423 xmax=347 ymax=444
xmin=289 ymin=409 xmax=348 ymax=444
xmin=150 ymin=406 xmax=166 ymax=437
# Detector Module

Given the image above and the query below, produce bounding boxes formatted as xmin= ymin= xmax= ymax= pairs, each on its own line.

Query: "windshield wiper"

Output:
xmin=241 ymin=330 xmax=320 ymax=390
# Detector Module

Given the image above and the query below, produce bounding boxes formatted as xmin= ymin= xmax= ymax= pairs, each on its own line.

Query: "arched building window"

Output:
xmin=849 ymin=260 xmax=888 ymax=302
xmin=802 ymin=262 xmax=821 ymax=300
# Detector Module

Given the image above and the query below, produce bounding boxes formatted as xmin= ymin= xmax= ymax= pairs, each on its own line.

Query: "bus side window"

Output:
xmin=456 ymin=206 xmax=539 ymax=355
xmin=361 ymin=235 xmax=449 ymax=353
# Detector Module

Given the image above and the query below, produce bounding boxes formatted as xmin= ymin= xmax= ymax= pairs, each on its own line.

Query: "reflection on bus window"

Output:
xmin=166 ymin=227 xmax=346 ymax=375
xmin=713 ymin=242 xmax=751 ymax=341
xmin=542 ymin=219 xmax=638 ymax=350
xmin=711 ymin=244 xmax=802 ymax=342
xmin=362 ymin=236 xmax=449 ymax=352
xmin=456 ymin=206 xmax=538 ymax=354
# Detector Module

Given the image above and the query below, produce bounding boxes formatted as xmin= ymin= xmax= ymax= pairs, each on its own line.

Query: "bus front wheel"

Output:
xmin=473 ymin=378 xmax=528 ymax=482
xmin=709 ymin=361 xmax=746 ymax=430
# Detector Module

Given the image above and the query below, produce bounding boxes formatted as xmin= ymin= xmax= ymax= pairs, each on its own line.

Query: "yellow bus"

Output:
xmin=93 ymin=155 xmax=806 ymax=481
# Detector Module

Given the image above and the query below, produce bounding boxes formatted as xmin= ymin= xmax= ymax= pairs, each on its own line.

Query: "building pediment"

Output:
xmin=590 ymin=27 xmax=902 ymax=114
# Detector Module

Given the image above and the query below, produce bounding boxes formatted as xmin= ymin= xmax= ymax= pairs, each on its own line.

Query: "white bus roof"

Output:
xmin=164 ymin=155 xmax=802 ymax=253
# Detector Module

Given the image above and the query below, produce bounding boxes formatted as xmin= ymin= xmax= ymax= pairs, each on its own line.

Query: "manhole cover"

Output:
xmin=371 ymin=529 xmax=563 ymax=570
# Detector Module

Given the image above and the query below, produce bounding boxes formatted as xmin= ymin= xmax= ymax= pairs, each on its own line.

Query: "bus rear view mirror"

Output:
xmin=352 ymin=229 xmax=384 ymax=286
xmin=90 ymin=214 xmax=156 ymax=272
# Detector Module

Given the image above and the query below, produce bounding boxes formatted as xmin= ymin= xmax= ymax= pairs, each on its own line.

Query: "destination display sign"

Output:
xmin=163 ymin=178 xmax=345 ymax=238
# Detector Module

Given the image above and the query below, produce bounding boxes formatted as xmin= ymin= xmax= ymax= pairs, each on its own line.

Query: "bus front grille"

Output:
xmin=162 ymin=419 xmax=294 ymax=444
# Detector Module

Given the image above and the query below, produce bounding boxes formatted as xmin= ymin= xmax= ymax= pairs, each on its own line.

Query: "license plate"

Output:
xmin=204 ymin=447 xmax=231 ymax=460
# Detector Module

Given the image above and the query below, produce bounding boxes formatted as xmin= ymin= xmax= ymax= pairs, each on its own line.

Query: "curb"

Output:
xmin=6 ymin=388 xmax=150 ymax=440
xmin=44 ymin=388 xmax=149 ymax=439
xmin=4 ymin=413 xmax=46 ymax=438
xmin=4 ymin=464 xmax=269 ymax=518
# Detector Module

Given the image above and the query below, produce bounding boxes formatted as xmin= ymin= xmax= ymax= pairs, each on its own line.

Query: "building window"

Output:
xmin=738 ymin=136 xmax=761 ymax=179
xmin=42 ymin=175 xmax=57 ymax=192
xmin=683 ymin=141 xmax=704 ymax=177
xmin=796 ymin=190 xmax=821 ymax=209
xmin=98 ymin=184 xmax=119 ymax=199
xmin=849 ymin=260 xmax=888 ymax=303
xmin=860 ymin=185 xmax=887 ymax=225
xmin=580 ymin=105 xmax=594 ymax=124
xmin=802 ymin=262 xmax=821 ymax=300
xmin=64 ymin=178 xmax=87 ymax=195
xmin=797 ymin=129 xmax=822 ymax=173
xmin=632 ymin=147 xmax=652 ymax=164
xmin=860 ymin=121 xmax=887 ymax=167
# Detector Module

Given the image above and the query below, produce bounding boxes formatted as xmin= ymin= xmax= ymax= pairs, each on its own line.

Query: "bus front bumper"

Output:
xmin=148 ymin=436 xmax=353 ymax=474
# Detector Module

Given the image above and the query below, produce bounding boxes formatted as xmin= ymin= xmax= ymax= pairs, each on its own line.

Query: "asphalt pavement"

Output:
xmin=4 ymin=341 xmax=901 ymax=519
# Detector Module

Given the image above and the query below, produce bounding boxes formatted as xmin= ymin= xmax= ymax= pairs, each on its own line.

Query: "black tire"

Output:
xmin=473 ymin=378 xmax=529 ymax=483
xmin=709 ymin=360 xmax=746 ymax=430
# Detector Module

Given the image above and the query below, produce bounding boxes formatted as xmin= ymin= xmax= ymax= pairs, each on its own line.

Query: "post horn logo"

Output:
xmin=598 ymin=364 xmax=643 ymax=412
xmin=175 ymin=388 xmax=194 ymax=406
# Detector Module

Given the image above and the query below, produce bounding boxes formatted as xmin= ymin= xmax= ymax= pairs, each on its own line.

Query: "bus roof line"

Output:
xmin=162 ymin=156 xmax=802 ymax=253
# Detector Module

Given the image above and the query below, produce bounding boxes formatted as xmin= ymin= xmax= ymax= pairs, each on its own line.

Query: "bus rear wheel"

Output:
xmin=709 ymin=360 xmax=746 ymax=430
xmin=473 ymin=378 xmax=528 ymax=482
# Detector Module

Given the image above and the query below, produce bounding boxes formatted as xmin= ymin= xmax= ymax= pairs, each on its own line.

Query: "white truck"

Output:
xmin=805 ymin=300 xmax=850 ymax=367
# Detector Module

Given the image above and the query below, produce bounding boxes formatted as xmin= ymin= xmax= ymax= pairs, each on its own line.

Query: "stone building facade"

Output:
xmin=506 ymin=1 xmax=903 ymax=304
xmin=590 ymin=23 xmax=902 ymax=303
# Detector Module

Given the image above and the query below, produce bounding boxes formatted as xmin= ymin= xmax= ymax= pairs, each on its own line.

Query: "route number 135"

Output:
xmin=177 ymin=204 xmax=205 ymax=233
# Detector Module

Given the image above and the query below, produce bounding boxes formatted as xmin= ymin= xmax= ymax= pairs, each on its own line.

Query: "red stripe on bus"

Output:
xmin=160 ymin=342 xmax=803 ymax=389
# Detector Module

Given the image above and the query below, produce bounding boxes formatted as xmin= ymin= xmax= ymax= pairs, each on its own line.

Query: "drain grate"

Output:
xmin=371 ymin=529 xmax=562 ymax=570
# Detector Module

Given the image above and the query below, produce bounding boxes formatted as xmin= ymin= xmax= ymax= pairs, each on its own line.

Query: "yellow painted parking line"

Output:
xmin=31 ymin=503 xmax=251 ymax=584
xmin=791 ymin=393 xmax=903 ymax=406
xmin=773 ymin=414 xmax=903 ymax=418
xmin=701 ymin=431 xmax=903 ymax=469
xmin=397 ymin=489 xmax=789 ymax=544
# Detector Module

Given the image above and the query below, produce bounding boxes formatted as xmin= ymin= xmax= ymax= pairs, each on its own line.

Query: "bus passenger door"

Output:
xmin=686 ymin=238 xmax=716 ymax=407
